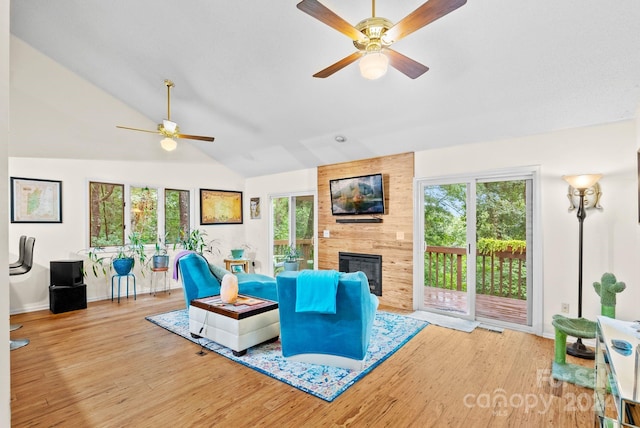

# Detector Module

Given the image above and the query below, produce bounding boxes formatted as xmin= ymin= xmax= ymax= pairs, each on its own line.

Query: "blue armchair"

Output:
xmin=276 ymin=270 xmax=379 ymax=370
xmin=177 ymin=253 xmax=278 ymax=308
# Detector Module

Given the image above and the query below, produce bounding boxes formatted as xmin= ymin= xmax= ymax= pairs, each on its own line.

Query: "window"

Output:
xmin=165 ymin=189 xmax=190 ymax=244
xmin=130 ymin=186 xmax=158 ymax=243
xmin=88 ymin=181 xmax=190 ymax=248
xmin=89 ymin=182 xmax=124 ymax=247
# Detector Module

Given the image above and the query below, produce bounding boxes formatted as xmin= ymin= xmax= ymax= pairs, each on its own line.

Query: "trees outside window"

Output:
xmin=89 ymin=182 xmax=124 ymax=247
xmin=165 ymin=189 xmax=190 ymax=244
xmin=130 ymin=186 xmax=158 ymax=244
xmin=89 ymin=181 xmax=190 ymax=248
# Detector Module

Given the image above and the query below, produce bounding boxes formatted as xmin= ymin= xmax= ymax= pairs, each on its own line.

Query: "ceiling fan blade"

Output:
xmin=313 ymin=51 xmax=364 ymax=78
xmin=385 ymin=49 xmax=429 ymax=79
xmin=116 ymin=125 xmax=159 ymax=134
xmin=383 ymin=0 xmax=467 ymax=44
xmin=176 ymin=133 xmax=215 ymax=142
xmin=297 ymin=0 xmax=368 ymax=43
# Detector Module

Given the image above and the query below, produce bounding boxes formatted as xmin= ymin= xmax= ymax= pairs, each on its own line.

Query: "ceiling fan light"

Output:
xmin=160 ymin=137 xmax=177 ymax=152
xmin=359 ymin=52 xmax=389 ymax=80
xmin=163 ymin=119 xmax=177 ymax=133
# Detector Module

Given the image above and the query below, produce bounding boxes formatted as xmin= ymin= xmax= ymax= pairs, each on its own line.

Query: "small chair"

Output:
xmin=111 ymin=273 xmax=136 ymax=303
xmin=10 ymin=236 xmax=35 ymax=276
xmin=9 ymin=235 xmax=27 ymax=269
xmin=9 ymin=235 xmax=27 ymax=332
xmin=9 ymin=236 xmax=35 ymax=351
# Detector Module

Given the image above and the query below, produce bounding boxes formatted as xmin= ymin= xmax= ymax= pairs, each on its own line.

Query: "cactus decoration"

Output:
xmin=593 ymin=272 xmax=626 ymax=318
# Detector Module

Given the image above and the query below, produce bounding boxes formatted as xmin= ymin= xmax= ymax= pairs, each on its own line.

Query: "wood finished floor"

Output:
xmin=10 ymin=290 xmax=594 ymax=427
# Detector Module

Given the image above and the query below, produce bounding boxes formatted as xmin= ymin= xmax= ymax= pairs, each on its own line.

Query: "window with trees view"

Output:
xmin=165 ymin=189 xmax=190 ymax=244
xmin=130 ymin=186 xmax=158 ymax=243
xmin=89 ymin=181 xmax=190 ymax=248
xmin=90 ymin=182 xmax=124 ymax=247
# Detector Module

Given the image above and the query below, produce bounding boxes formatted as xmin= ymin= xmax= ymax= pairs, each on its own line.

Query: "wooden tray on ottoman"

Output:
xmin=189 ymin=295 xmax=279 ymax=356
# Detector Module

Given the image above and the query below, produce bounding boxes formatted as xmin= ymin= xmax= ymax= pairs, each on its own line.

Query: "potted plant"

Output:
xmin=174 ymin=228 xmax=221 ymax=256
xmin=81 ymin=232 xmax=148 ymax=278
xmin=229 ymin=243 xmax=254 ymax=260
xmin=151 ymin=234 xmax=170 ymax=269
xmin=283 ymin=244 xmax=301 ymax=271
xmin=112 ymin=231 xmax=147 ymax=276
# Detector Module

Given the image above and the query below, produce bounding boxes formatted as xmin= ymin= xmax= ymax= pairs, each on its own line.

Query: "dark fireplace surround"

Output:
xmin=338 ymin=252 xmax=382 ymax=296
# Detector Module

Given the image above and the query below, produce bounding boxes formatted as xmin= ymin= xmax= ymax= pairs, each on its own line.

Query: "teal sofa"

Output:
xmin=276 ymin=270 xmax=379 ymax=370
xmin=177 ymin=252 xmax=278 ymax=308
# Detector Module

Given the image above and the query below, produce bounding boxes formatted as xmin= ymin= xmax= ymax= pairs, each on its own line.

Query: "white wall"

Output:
xmin=8 ymin=157 xmax=248 ymax=312
xmin=415 ymin=120 xmax=640 ymax=337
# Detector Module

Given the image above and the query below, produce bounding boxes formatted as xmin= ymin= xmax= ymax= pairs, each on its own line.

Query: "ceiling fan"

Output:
xmin=297 ymin=0 xmax=466 ymax=79
xmin=116 ymin=79 xmax=215 ymax=151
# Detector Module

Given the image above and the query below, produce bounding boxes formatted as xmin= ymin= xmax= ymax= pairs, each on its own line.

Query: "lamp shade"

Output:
xmin=562 ymin=174 xmax=602 ymax=190
xmin=160 ymin=137 xmax=177 ymax=151
xmin=359 ymin=52 xmax=389 ymax=80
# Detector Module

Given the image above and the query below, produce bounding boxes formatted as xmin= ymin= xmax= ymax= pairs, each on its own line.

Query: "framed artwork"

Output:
xmin=200 ymin=189 xmax=243 ymax=225
xmin=10 ymin=177 xmax=62 ymax=223
xmin=250 ymin=197 xmax=261 ymax=219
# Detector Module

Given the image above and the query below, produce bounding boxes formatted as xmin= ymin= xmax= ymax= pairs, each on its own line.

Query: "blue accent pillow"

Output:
xmin=208 ymin=263 xmax=232 ymax=282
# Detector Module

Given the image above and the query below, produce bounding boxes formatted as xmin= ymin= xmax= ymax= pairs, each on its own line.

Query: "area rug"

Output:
xmin=407 ymin=310 xmax=480 ymax=333
xmin=146 ymin=309 xmax=428 ymax=402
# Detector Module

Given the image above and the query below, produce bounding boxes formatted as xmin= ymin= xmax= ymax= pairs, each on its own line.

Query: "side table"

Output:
xmin=151 ymin=267 xmax=169 ymax=296
xmin=224 ymin=258 xmax=250 ymax=274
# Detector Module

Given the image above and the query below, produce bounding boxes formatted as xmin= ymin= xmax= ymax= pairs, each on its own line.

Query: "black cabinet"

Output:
xmin=50 ymin=259 xmax=84 ymax=286
xmin=49 ymin=260 xmax=87 ymax=313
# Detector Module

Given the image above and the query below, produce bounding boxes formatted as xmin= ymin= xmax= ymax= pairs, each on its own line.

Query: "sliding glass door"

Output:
xmin=417 ymin=171 xmax=534 ymax=328
xmin=270 ymin=193 xmax=315 ymax=275
xmin=422 ymin=182 xmax=472 ymax=316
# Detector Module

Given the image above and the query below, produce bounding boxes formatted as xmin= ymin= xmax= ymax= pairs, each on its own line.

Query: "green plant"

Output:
xmin=174 ymin=228 xmax=220 ymax=256
xmin=115 ymin=232 xmax=146 ymax=260
xmin=154 ymin=233 xmax=168 ymax=255
xmin=83 ymin=246 xmax=110 ymax=278
xmin=284 ymin=244 xmax=301 ymax=262
xmin=80 ymin=232 xmax=149 ymax=278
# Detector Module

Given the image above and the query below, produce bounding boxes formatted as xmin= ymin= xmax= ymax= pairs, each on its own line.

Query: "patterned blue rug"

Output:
xmin=146 ymin=309 xmax=428 ymax=402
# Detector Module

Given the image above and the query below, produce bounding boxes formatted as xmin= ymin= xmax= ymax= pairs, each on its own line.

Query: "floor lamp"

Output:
xmin=562 ymin=173 xmax=602 ymax=359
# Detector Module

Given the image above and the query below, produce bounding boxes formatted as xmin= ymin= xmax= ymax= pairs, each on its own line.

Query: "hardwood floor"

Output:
xmin=10 ymin=290 xmax=594 ymax=427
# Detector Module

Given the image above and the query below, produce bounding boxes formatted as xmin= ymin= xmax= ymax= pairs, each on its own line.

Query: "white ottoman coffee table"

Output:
xmin=189 ymin=295 xmax=279 ymax=356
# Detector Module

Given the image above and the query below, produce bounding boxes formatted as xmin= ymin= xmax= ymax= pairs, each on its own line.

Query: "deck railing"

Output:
xmin=273 ymin=239 xmax=314 ymax=272
xmin=425 ymin=246 xmax=527 ymax=299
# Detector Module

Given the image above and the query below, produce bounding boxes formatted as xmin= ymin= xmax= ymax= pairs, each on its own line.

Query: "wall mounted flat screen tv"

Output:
xmin=330 ymin=173 xmax=385 ymax=215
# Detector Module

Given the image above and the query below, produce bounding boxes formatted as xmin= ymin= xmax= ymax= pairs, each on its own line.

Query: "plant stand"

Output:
xmin=151 ymin=267 xmax=169 ymax=296
xmin=111 ymin=273 xmax=136 ymax=303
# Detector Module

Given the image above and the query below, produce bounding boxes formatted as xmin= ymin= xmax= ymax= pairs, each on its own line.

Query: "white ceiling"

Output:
xmin=9 ymin=0 xmax=640 ymax=177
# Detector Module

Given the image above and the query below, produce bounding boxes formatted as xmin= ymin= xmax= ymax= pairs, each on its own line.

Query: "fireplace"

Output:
xmin=338 ymin=252 xmax=382 ymax=296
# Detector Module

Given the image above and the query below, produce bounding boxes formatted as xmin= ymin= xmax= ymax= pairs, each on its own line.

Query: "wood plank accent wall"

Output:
xmin=317 ymin=152 xmax=414 ymax=310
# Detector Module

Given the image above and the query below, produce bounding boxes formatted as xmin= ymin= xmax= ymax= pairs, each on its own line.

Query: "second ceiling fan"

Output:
xmin=117 ymin=79 xmax=214 ymax=152
xmin=297 ymin=0 xmax=467 ymax=79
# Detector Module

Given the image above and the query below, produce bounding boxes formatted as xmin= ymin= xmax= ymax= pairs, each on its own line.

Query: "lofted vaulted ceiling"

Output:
xmin=9 ymin=0 xmax=640 ymax=177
